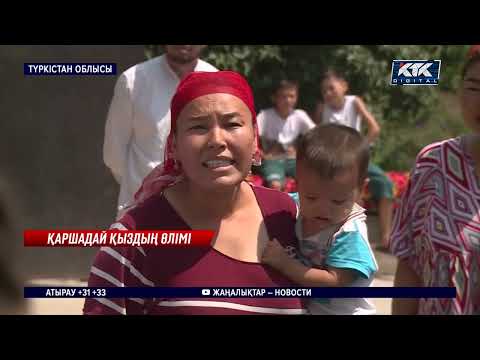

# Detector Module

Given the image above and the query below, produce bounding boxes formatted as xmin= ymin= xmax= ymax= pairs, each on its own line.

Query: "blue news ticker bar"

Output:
xmin=24 ymin=63 xmax=117 ymax=75
xmin=24 ymin=287 xmax=456 ymax=299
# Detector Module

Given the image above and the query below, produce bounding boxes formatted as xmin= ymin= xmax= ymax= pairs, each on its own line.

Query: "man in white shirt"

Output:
xmin=103 ymin=45 xmax=218 ymax=215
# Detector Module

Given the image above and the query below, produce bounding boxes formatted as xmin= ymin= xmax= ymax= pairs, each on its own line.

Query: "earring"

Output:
xmin=252 ymin=152 xmax=262 ymax=167
xmin=173 ymin=158 xmax=180 ymax=171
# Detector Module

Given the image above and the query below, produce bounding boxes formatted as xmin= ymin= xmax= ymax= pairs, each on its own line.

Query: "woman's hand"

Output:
xmin=261 ymin=238 xmax=292 ymax=270
xmin=392 ymin=259 xmax=421 ymax=315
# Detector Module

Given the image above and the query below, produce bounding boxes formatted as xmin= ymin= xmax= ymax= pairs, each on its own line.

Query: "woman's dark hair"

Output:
xmin=296 ymin=124 xmax=370 ymax=186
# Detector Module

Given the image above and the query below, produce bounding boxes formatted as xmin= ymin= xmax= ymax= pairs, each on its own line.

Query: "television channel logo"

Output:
xmin=391 ymin=60 xmax=441 ymax=86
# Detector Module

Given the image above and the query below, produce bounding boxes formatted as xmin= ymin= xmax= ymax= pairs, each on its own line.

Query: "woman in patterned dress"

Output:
xmin=390 ymin=45 xmax=480 ymax=315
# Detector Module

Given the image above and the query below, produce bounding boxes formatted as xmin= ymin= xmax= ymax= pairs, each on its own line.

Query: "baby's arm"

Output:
xmin=261 ymin=238 xmax=357 ymax=287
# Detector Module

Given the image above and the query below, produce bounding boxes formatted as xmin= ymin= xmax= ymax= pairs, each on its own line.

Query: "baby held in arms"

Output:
xmin=262 ymin=124 xmax=378 ymax=315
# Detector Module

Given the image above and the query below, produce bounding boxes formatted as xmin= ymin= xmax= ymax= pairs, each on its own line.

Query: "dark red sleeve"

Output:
xmin=253 ymin=186 xmax=299 ymax=249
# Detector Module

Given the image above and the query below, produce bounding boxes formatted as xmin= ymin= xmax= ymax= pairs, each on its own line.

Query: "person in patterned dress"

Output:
xmin=390 ymin=45 xmax=480 ymax=315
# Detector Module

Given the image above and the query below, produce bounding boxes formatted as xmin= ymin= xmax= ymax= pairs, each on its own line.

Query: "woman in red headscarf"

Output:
xmin=390 ymin=46 xmax=480 ymax=315
xmin=84 ymin=71 xmax=306 ymax=315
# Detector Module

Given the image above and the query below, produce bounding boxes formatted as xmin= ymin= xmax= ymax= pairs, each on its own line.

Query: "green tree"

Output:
xmin=145 ymin=45 xmax=470 ymax=171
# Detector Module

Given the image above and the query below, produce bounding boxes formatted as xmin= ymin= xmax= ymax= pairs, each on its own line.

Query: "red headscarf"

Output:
xmin=467 ymin=45 xmax=480 ymax=60
xmin=119 ymin=71 xmax=262 ymax=215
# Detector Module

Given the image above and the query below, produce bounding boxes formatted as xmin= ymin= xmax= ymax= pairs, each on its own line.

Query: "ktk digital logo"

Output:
xmin=390 ymin=60 xmax=441 ymax=85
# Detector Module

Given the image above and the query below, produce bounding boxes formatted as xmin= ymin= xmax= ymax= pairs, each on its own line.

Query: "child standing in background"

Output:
xmin=315 ymin=70 xmax=394 ymax=250
xmin=257 ymin=80 xmax=316 ymax=191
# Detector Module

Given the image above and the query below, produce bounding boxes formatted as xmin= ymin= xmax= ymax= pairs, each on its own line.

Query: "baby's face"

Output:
xmin=296 ymin=162 xmax=362 ymax=232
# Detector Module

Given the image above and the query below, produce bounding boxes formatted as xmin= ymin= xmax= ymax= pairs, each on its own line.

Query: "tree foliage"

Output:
xmin=145 ymin=45 xmax=470 ymax=170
